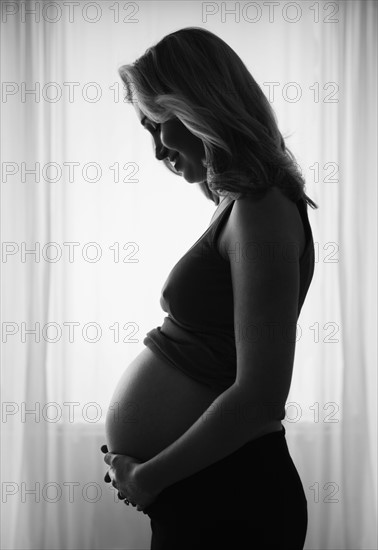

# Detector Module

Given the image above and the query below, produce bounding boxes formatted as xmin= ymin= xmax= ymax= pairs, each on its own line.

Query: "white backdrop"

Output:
xmin=1 ymin=1 xmax=377 ymax=549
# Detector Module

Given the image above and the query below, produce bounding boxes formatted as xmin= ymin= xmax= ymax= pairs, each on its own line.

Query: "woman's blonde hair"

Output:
xmin=119 ymin=27 xmax=318 ymax=209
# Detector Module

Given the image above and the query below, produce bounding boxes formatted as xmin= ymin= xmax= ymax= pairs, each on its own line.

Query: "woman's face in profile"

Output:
xmin=133 ymin=103 xmax=207 ymax=184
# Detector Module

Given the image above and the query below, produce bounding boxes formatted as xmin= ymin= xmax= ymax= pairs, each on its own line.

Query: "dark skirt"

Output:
xmin=144 ymin=425 xmax=308 ymax=549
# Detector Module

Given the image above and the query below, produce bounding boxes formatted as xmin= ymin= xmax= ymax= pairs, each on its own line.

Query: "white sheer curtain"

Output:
xmin=1 ymin=2 xmax=377 ymax=549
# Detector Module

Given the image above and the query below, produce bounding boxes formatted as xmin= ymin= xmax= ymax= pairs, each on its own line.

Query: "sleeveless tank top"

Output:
xmin=143 ymin=192 xmax=315 ymax=416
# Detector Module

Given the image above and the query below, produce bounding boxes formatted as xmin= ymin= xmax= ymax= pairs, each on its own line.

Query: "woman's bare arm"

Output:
xmin=136 ymin=191 xmax=302 ymax=494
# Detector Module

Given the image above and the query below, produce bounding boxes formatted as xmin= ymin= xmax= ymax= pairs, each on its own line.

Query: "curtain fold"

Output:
xmin=1 ymin=2 xmax=376 ymax=549
xmin=336 ymin=2 xmax=377 ymax=548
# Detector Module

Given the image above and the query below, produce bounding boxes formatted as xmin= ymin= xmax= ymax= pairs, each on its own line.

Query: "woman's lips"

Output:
xmin=173 ymin=155 xmax=182 ymax=172
xmin=166 ymin=153 xmax=182 ymax=172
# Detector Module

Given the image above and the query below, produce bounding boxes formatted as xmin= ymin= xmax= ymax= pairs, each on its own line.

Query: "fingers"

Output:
xmin=103 ymin=452 xmax=117 ymax=467
xmin=125 ymin=499 xmax=137 ymax=507
xmin=111 ymin=479 xmax=118 ymax=489
xmin=102 ymin=446 xmax=112 ymax=484
xmin=103 ymin=452 xmax=111 ymax=466
xmin=101 ymin=445 xmax=117 ymax=469
xmin=101 ymin=445 xmax=142 ymax=512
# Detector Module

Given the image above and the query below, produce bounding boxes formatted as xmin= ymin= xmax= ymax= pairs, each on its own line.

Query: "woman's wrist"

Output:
xmin=135 ymin=459 xmax=165 ymax=498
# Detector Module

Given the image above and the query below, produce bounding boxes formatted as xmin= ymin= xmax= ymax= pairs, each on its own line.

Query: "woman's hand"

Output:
xmin=101 ymin=445 xmax=159 ymax=512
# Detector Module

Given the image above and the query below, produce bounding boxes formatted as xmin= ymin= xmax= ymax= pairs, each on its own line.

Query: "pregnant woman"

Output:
xmin=102 ymin=27 xmax=317 ymax=549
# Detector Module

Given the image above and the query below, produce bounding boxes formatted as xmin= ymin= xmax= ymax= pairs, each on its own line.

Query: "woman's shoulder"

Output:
xmin=229 ymin=186 xmax=299 ymax=228
xmin=217 ymin=186 xmax=306 ymax=259
xmin=237 ymin=185 xmax=296 ymax=207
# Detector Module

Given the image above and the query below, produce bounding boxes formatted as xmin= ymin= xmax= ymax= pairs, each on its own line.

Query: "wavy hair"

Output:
xmin=118 ymin=27 xmax=318 ymax=209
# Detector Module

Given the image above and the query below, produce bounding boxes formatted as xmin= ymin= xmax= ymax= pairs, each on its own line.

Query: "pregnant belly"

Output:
xmin=105 ymin=346 xmax=222 ymax=461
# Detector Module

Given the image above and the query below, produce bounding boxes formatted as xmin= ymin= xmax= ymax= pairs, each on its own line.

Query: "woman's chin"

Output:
xmin=182 ymin=170 xmax=208 ymax=185
xmin=177 ymin=163 xmax=207 ymax=184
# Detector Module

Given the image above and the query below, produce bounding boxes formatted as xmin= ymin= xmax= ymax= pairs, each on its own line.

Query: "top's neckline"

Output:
xmin=209 ymin=196 xmax=235 ymax=225
xmin=184 ymin=192 xmax=313 ymax=262
xmin=184 ymin=199 xmax=235 ymax=257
